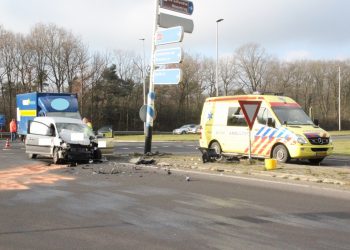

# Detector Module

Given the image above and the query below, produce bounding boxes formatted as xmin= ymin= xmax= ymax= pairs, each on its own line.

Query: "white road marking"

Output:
xmin=121 ymin=148 xmax=129 ymax=150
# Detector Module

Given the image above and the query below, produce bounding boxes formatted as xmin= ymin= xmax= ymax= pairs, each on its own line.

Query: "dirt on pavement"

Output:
xmin=63 ymin=153 xmax=350 ymax=191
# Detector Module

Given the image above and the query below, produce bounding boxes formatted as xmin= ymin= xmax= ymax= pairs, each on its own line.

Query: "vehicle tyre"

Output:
xmin=53 ymin=147 xmax=61 ymax=164
xmin=94 ymin=148 xmax=102 ymax=160
xmin=308 ymin=158 xmax=325 ymax=165
xmin=210 ymin=141 xmax=223 ymax=161
xmin=272 ymin=145 xmax=290 ymax=163
xmin=28 ymin=153 xmax=37 ymax=159
xmin=181 ymin=131 xmax=186 ymax=134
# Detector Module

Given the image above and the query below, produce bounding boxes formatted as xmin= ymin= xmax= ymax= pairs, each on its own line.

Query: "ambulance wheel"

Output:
xmin=210 ymin=142 xmax=223 ymax=161
xmin=272 ymin=145 xmax=290 ymax=163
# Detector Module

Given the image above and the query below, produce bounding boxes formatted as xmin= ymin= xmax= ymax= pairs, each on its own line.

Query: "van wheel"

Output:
xmin=53 ymin=148 xmax=61 ymax=164
xmin=94 ymin=148 xmax=102 ymax=160
xmin=272 ymin=145 xmax=290 ymax=163
xmin=210 ymin=142 xmax=223 ymax=161
xmin=28 ymin=153 xmax=37 ymax=159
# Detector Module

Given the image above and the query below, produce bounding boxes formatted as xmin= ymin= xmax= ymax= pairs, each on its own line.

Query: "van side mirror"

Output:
xmin=267 ymin=118 xmax=275 ymax=128
xmin=313 ymin=119 xmax=319 ymax=126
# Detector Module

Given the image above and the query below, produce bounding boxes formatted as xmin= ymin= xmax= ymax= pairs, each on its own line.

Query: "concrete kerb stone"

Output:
xmin=109 ymin=154 xmax=350 ymax=188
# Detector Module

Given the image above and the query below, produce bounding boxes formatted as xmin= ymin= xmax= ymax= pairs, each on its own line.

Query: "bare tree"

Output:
xmin=113 ymin=50 xmax=138 ymax=81
xmin=44 ymin=24 xmax=67 ymax=92
xmin=13 ymin=33 xmax=34 ymax=92
xmin=62 ymin=33 xmax=87 ymax=93
xmin=0 ymin=28 xmax=17 ymax=118
xmin=202 ymin=57 xmax=216 ymax=96
xmin=28 ymin=24 xmax=49 ymax=92
xmin=235 ymin=43 xmax=269 ymax=92
xmin=219 ymin=55 xmax=237 ymax=95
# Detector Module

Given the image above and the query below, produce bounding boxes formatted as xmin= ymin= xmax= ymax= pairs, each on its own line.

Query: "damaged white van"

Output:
xmin=25 ymin=117 xmax=103 ymax=164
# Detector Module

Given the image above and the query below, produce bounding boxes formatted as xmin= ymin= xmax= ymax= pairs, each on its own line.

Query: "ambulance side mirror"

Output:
xmin=267 ymin=118 xmax=275 ymax=128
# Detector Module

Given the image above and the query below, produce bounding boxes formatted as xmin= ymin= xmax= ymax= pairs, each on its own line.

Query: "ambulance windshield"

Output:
xmin=272 ymin=106 xmax=314 ymax=125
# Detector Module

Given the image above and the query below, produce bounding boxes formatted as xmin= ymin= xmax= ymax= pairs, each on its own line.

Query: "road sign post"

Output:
xmin=145 ymin=0 xmax=194 ymax=154
xmin=238 ymin=100 xmax=262 ymax=162
xmin=144 ymin=0 xmax=160 ymax=154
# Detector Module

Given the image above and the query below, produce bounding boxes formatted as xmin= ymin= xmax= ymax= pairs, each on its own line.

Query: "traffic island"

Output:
xmin=125 ymin=154 xmax=350 ymax=189
xmin=61 ymin=153 xmax=350 ymax=190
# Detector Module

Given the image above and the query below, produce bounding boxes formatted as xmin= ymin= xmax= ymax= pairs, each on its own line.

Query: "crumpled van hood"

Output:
xmin=59 ymin=130 xmax=91 ymax=145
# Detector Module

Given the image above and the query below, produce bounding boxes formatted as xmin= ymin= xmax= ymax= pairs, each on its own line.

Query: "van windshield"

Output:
xmin=272 ymin=106 xmax=314 ymax=125
xmin=56 ymin=123 xmax=95 ymax=137
xmin=47 ymin=112 xmax=81 ymax=119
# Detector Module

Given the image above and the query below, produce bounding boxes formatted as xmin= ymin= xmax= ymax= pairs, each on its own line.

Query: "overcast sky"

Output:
xmin=1 ymin=0 xmax=350 ymax=62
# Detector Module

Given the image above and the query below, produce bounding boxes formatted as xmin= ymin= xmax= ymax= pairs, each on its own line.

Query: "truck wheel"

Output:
xmin=308 ymin=158 xmax=325 ymax=165
xmin=28 ymin=153 xmax=37 ymax=159
xmin=53 ymin=148 xmax=60 ymax=164
xmin=210 ymin=142 xmax=223 ymax=161
xmin=272 ymin=145 xmax=290 ymax=163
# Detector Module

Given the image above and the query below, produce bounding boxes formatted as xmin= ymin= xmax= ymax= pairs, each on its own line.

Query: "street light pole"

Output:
xmin=139 ymin=38 xmax=147 ymax=135
xmin=139 ymin=38 xmax=146 ymax=106
xmin=216 ymin=18 xmax=224 ymax=97
xmin=338 ymin=66 xmax=341 ymax=131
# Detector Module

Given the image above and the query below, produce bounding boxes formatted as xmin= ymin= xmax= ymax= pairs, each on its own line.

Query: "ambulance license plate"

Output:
xmin=316 ymin=152 xmax=327 ymax=157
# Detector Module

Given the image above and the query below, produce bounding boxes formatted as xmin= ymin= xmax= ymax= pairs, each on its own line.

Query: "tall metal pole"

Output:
xmin=144 ymin=0 xmax=159 ymax=154
xmin=139 ymin=38 xmax=146 ymax=106
xmin=339 ymin=66 xmax=341 ymax=131
xmin=139 ymin=38 xmax=146 ymax=135
xmin=215 ymin=18 xmax=223 ymax=97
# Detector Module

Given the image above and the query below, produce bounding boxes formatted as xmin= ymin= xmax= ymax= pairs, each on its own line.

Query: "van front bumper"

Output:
xmin=67 ymin=151 xmax=92 ymax=161
xmin=65 ymin=145 xmax=93 ymax=161
xmin=289 ymin=144 xmax=333 ymax=159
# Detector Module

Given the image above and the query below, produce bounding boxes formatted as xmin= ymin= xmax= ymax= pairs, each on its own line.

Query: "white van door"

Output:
xmin=26 ymin=121 xmax=54 ymax=156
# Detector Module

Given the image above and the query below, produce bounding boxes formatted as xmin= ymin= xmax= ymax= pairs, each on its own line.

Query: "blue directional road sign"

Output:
xmin=155 ymin=26 xmax=184 ymax=46
xmin=153 ymin=69 xmax=183 ymax=85
xmin=155 ymin=47 xmax=183 ymax=65
xmin=160 ymin=0 xmax=194 ymax=15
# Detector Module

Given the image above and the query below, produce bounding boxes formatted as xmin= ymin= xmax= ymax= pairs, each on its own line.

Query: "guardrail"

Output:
xmin=113 ymin=131 xmax=172 ymax=135
xmin=0 ymin=131 xmax=172 ymax=138
xmin=0 ymin=132 xmax=10 ymax=139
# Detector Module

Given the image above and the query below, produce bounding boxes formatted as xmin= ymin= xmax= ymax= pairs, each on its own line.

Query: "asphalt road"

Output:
xmin=0 ymin=141 xmax=350 ymax=249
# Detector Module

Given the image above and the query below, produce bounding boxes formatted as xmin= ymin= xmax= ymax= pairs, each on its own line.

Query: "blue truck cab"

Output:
xmin=16 ymin=92 xmax=81 ymax=136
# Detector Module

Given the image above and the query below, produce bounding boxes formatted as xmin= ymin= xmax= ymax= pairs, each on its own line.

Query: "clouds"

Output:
xmin=1 ymin=0 xmax=350 ymax=60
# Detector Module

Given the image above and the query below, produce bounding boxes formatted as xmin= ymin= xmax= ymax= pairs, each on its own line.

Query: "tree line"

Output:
xmin=0 ymin=24 xmax=349 ymax=131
